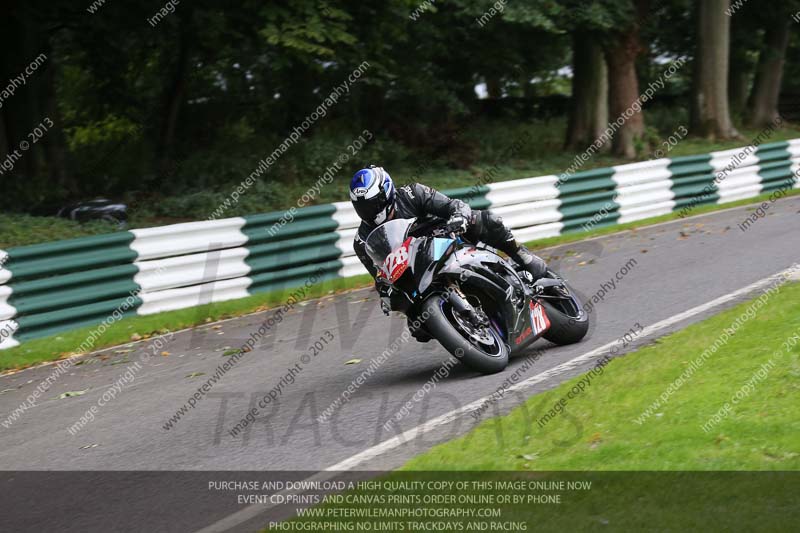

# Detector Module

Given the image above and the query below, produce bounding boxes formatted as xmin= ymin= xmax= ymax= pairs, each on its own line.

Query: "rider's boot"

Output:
xmin=509 ymin=244 xmax=547 ymax=282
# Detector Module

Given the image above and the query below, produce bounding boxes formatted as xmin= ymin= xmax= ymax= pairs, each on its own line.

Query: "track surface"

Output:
xmin=1 ymin=197 xmax=798 ymax=531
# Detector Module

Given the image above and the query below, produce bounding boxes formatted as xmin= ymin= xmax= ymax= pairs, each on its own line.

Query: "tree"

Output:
xmin=690 ymin=0 xmax=738 ymax=138
xmin=744 ymin=1 xmax=800 ymax=127
xmin=564 ymin=31 xmax=608 ymax=150
xmin=603 ymin=0 xmax=648 ymax=158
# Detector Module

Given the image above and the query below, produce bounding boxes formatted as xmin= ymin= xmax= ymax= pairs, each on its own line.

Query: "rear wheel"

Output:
xmin=539 ymin=271 xmax=589 ymax=345
xmin=420 ymin=293 xmax=509 ymax=374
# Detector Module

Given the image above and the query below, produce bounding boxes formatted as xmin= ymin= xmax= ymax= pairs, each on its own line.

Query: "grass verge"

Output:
xmin=402 ymin=281 xmax=800 ymax=470
xmin=2 ymin=191 xmax=798 ymax=371
xmin=266 ymin=283 xmax=800 ymax=531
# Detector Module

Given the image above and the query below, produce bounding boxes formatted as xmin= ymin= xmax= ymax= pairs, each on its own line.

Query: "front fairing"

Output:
xmin=438 ymin=245 xmax=548 ymax=353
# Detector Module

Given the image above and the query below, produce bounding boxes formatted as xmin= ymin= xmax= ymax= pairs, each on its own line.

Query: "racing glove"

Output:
xmin=446 ymin=214 xmax=469 ymax=235
xmin=375 ymin=280 xmax=393 ymax=315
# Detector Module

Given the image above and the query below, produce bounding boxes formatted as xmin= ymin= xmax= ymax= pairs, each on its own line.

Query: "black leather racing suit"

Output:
xmin=354 ymin=182 xmax=546 ymax=307
xmin=353 ymin=183 xmax=547 ymax=340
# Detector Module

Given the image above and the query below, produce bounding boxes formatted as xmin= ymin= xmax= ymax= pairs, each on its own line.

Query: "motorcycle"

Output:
xmin=365 ymin=217 xmax=589 ymax=374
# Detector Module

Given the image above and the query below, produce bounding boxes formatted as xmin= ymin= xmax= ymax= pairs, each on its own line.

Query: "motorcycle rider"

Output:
xmin=350 ymin=165 xmax=547 ymax=340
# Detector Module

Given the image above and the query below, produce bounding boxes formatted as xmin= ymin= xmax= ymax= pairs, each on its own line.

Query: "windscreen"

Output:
xmin=364 ymin=218 xmax=416 ymax=268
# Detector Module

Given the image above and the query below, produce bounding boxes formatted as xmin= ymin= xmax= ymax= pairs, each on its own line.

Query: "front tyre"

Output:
xmin=420 ymin=294 xmax=509 ymax=374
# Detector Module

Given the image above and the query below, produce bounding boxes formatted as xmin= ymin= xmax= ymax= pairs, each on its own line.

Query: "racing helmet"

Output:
xmin=349 ymin=166 xmax=396 ymax=225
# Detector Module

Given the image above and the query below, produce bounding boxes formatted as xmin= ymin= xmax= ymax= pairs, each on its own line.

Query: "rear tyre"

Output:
xmin=420 ymin=294 xmax=509 ymax=374
xmin=539 ymin=272 xmax=589 ymax=345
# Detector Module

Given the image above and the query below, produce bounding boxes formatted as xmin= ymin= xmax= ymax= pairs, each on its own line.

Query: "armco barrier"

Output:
xmin=1 ymin=140 xmax=798 ymax=350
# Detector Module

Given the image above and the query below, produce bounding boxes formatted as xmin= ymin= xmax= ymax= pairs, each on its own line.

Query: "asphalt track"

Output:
xmin=1 ymin=196 xmax=798 ymax=531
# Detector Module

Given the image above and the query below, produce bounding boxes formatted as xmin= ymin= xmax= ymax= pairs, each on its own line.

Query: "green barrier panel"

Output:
xmin=242 ymin=213 xmax=339 ymax=245
xmin=14 ymin=295 xmax=143 ymax=341
xmin=755 ymin=141 xmax=791 ymax=165
xmin=5 ymin=231 xmax=138 ymax=281
xmin=7 ymin=264 xmax=139 ymax=297
xmin=669 ymin=154 xmax=717 ymax=209
xmin=246 ymin=243 xmax=342 ymax=275
xmin=557 ymin=168 xmax=616 ymax=197
xmin=441 ymin=185 xmax=491 ymax=210
xmin=248 ymin=260 xmax=342 ymax=295
xmin=9 ymin=278 xmax=140 ymax=316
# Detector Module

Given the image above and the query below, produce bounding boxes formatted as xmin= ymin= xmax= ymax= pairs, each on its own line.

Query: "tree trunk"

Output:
xmin=41 ymin=42 xmax=72 ymax=195
xmin=746 ymin=20 xmax=790 ymax=127
xmin=690 ymin=0 xmax=738 ymax=138
xmin=486 ymin=76 xmax=502 ymax=99
xmin=729 ymin=59 xmax=751 ymax=118
xmin=728 ymin=14 xmax=752 ymax=118
xmin=565 ymin=31 xmax=609 ymax=150
xmin=604 ymin=0 xmax=647 ymax=159
xmin=156 ymin=10 xmax=191 ymax=177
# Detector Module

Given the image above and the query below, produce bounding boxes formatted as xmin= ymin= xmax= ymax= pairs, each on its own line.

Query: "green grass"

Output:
xmin=402 ymin=282 xmax=800 ymax=471
xmin=3 ymin=189 xmax=798 ymax=371
xmin=3 ymin=125 xmax=799 ymax=248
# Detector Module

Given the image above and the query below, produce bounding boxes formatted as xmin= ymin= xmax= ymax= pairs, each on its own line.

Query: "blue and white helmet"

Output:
xmin=349 ymin=166 xmax=396 ymax=225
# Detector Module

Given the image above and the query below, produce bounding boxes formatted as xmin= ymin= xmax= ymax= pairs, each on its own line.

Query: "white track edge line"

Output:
xmin=195 ymin=264 xmax=798 ymax=533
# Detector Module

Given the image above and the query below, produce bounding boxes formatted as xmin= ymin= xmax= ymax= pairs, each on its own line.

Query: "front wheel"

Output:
xmin=420 ymin=294 xmax=509 ymax=374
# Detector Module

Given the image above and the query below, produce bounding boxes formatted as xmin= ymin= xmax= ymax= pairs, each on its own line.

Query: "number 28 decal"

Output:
xmin=380 ymin=238 xmax=412 ymax=283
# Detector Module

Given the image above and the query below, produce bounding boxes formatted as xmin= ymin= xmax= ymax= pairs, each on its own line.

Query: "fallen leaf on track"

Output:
xmin=345 ymin=359 xmax=362 ymax=365
xmin=59 ymin=390 xmax=87 ymax=399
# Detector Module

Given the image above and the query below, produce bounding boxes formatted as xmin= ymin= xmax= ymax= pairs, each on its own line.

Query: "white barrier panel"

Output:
xmin=612 ymin=159 xmax=672 ymax=187
xmin=709 ymin=146 xmax=759 ymax=175
xmin=0 ymin=250 xmax=9 ymax=285
xmin=485 ymin=175 xmax=559 ymax=207
xmin=131 ymin=217 xmax=248 ymax=261
xmin=787 ymin=139 xmax=800 ymax=159
xmin=512 ymin=222 xmax=564 ymax=243
xmin=716 ymin=165 xmax=763 ymax=204
xmin=137 ymin=277 xmax=252 ymax=315
xmin=492 ymin=199 xmax=562 ymax=229
xmin=134 ymin=247 xmax=252 ymax=293
xmin=0 ymin=319 xmax=19 ymax=349
xmin=0 ymin=285 xmax=15 ymax=321
xmin=338 ymin=255 xmax=366 ymax=279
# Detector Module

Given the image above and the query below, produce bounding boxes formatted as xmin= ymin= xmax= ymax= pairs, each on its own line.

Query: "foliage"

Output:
xmin=0 ymin=0 xmax=796 ymax=215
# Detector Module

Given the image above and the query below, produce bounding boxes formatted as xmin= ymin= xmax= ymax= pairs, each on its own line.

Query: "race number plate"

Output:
xmin=380 ymin=238 xmax=412 ymax=283
xmin=529 ymin=301 xmax=551 ymax=335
